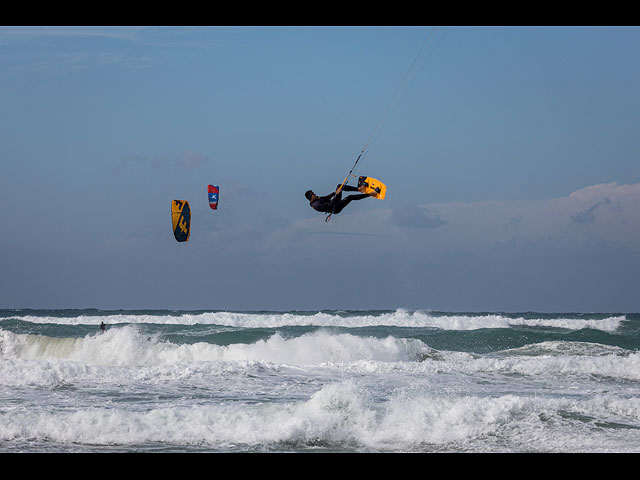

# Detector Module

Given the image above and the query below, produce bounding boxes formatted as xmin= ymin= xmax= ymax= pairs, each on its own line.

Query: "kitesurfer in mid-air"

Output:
xmin=305 ymin=184 xmax=374 ymax=216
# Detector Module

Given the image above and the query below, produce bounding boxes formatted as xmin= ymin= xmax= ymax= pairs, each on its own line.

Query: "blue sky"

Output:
xmin=2 ymin=26 xmax=640 ymax=312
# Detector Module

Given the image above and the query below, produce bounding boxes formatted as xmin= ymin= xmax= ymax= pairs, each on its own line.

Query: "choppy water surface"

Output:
xmin=1 ymin=309 xmax=639 ymax=452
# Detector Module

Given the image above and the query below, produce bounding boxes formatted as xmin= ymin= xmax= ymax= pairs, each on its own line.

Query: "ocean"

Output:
xmin=1 ymin=308 xmax=639 ymax=453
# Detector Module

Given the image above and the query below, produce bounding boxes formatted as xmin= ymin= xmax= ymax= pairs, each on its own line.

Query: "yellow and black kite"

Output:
xmin=171 ymin=200 xmax=190 ymax=242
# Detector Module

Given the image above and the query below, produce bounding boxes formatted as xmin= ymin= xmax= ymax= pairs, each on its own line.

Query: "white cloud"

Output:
xmin=384 ymin=182 xmax=640 ymax=254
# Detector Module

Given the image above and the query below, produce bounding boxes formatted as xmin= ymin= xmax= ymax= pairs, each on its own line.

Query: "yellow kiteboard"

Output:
xmin=358 ymin=176 xmax=387 ymax=199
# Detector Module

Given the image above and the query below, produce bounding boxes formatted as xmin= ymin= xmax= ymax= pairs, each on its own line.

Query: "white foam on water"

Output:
xmin=2 ymin=380 xmax=639 ymax=452
xmin=7 ymin=309 xmax=625 ymax=331
xmin=0 ymin=327 xmax=429 ymax=365
xmin=2 ymin=328 xmax=639 ymax=388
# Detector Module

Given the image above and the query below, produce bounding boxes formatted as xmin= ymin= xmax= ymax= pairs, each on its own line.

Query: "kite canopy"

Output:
xmin=208 ymin=185 xmax=219 ymax=210
xmin=171 ymin=200 xmax=190 ymax=242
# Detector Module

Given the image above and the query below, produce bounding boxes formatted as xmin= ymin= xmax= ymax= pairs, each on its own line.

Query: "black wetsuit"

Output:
xmin=310 ymin=185 xmax=369 ymax=215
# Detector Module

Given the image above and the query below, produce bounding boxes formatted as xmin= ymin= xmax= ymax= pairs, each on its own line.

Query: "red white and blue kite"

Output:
xmin=207 ymin=185 xmax=219 ymax=210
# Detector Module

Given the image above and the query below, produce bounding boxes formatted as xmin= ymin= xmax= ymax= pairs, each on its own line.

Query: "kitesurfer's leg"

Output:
xmin=332 ymin=193 xmax=370 ymax=214
xmin=332 ymin=184 xmax=359 ymax=205
xmin=337 ymin=185 xmax=360 ymax=193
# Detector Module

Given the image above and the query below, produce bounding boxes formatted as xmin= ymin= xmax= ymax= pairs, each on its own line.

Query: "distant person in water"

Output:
xmin=100 ymin=322 xmax=106 ymax=333
xmin=305 ymin=184 xmax=373 ymax=216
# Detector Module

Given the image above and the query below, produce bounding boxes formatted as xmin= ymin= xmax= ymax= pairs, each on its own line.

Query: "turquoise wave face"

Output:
xmin=1 ymin=310 xmax=638 ymax=352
